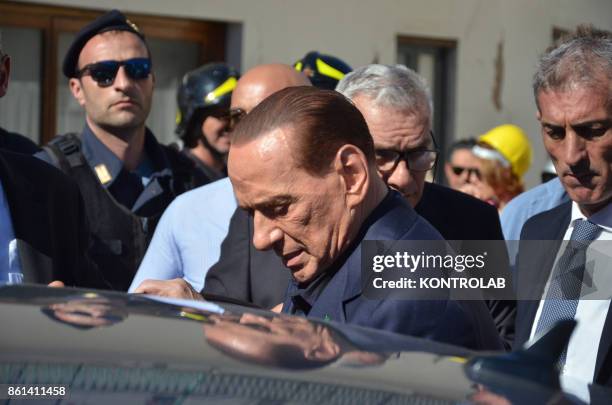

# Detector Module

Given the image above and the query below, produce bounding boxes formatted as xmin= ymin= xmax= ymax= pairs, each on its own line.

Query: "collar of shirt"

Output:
xmin=287 ymin=190 xmax=396 ymax=315
xmin=570 ymin=200 xmax=612 ymax=233
xmin=290 ymin=269 xmax=334 ymax=316
xmin=81 ymin=124 xmax=172 ymax=189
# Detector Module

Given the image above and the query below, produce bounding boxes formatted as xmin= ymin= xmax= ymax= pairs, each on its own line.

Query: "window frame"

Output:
xmin=0 ymin=1 xmax=226 ymax=144
xmin=397 ymin=35 xmax=457 ymax=183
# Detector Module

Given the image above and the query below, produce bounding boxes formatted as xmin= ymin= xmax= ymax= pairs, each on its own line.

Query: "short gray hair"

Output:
xmin=336 ymin=64 xmax=432 ymax=122
xmin=533 ymin=25 xmax=612 ymax=108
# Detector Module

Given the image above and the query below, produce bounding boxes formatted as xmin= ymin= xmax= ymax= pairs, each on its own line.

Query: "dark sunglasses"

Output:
xmin=225 ymin=108 xmax=247 ymax=131
xmin=451 ymin=166 xmax=481 ymax=179
xmin=76 ymin=58 xmax=152 ymax=87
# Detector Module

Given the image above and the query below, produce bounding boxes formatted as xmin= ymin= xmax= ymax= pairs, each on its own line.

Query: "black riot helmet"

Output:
xmin=176 ymin=63 xmax=240 ymax=147
xmin=293 ymin=51 xmax=352 ymax=90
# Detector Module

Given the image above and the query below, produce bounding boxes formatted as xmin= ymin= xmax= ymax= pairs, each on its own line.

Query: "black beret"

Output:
xmin=62 ymin=9 xmax=146 ymax=78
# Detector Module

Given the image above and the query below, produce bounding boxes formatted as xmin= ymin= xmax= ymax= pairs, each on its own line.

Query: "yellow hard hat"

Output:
xmin=478 ymin=124 xmax=533 ymax=178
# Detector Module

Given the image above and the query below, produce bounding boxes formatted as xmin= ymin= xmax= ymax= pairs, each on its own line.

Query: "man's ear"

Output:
xmin=0 ymin=55 xmax=11 ymax=98
xmin=334 ymin=144 xmax=369 ymax=208
xmin=536 ymin=109 xmax=542 ymax=121
xmin=443 ymin=162 xmax=454 ymax=179
xmin=69 ymin=78 xmax=86 ymax=107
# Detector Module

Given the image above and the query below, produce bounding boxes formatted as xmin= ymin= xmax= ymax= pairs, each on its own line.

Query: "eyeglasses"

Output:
xmin=76 ymin=58 xmax=152 ymax=87
xmin=375 ymin=131 xmax=439 ymax=174
xmin=450 ymin=166 xmax=481 ymax=179
xmin=206 ymin=107 xmax=232 ymax=120
xmin=225 ymin=108 xmax=247 ymax=131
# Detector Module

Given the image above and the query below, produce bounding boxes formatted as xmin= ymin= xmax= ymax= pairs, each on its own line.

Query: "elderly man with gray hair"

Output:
xmin=337 ymin=64 xmax=514 ymax=347
xmin=336 ymin=65 xmax=505 ymax=246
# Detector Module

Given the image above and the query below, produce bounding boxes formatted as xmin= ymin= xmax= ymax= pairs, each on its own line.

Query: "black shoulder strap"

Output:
xmin=161 ymin=144 xmax=198 ymax=194
xmin=43 ymin=133 xmax=87 ymax=173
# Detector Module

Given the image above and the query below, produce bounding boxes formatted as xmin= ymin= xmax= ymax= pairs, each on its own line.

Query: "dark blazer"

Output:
xmin=0 ymin=150 xmax=100 ymax=287
xmin=416 ymin=182 xmax=503 ymax=240
xmin=0 ymin=127 xmax=40 ymax=155
xmin=203 ymin=205 xmax=288 ymax=309
xmin=418 ymin=183 xmax=514 ymax=349
xmin=281 ymin=191 xmax=502 ymax=351
xmin=514 ymin=201 xmax=612 ymax=386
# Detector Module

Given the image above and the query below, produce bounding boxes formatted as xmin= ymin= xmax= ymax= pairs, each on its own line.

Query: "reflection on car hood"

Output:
xmin=0 ymin=285 xmax=477 ymax=403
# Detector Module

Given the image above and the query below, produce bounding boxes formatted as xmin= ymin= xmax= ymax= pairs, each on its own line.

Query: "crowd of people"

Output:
xmin=1 ymin=8 xmax=611 ymax=397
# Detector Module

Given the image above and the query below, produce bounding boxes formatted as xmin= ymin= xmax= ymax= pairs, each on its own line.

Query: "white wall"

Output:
xmin=17 ymin=0 xmax=612 ymax=187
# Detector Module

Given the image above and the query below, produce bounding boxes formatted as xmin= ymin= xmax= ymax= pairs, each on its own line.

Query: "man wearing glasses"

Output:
xmin=37 ymin=10 xmax=198 ymax=291
xmin=337 ymin=65 xmax=512 ymax=347
xmin=337 ymin=65 xmax=504 ymax=241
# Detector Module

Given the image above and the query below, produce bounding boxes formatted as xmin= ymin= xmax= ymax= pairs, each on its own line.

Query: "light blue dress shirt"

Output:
xmin=501 ymin=177 xmax=568 ymax=240
xmin=129 ymin=177 xmax=237 ymax=292
xmin=501 ymin=177 xmax=569 ymax=266
xmin=0 ymin=178 xmax=22 ymax=281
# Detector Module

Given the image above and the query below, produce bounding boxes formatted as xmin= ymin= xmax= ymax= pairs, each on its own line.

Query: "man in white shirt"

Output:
xmin=513 ymin=24 xmax=612 ymax=393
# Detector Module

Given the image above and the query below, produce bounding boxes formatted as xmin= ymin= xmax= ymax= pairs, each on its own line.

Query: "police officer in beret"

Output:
xmin=37 ymin=10 xmax=200 ymax=291
xmin=175 ymin=63 xmax=240 ymax=183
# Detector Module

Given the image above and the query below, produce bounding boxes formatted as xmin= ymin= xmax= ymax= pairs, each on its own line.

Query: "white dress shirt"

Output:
xmin=529 ymin=200 xmax=612 ymax=400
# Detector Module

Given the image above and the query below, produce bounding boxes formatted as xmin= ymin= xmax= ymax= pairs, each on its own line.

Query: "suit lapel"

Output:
xmin=0 ymin=153 xmax=48 ymax=240
xmin=16 ymin=239 xmax=53 ymax=283
xmin=309 ymin=264 xmax=351 ymax=323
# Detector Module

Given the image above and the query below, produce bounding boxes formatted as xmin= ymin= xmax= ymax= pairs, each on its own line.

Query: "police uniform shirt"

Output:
xmin=77 ymin=125 xmax=175 ymax=217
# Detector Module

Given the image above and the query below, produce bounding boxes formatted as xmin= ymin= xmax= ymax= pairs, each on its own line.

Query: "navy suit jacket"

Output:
xmin=0 ymin=127 xmax=40 ymax=155
xmin=282 ymin=191 xmax=502 ymax=351
xmin=515 ymin=201 xmax=612 ymax=386
xmin=416 ymin=182 xmax=504 ymax=240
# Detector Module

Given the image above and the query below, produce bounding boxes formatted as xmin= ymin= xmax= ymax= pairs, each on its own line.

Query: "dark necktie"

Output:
xmin=534 ymin=218 xmax=602 ymax=366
